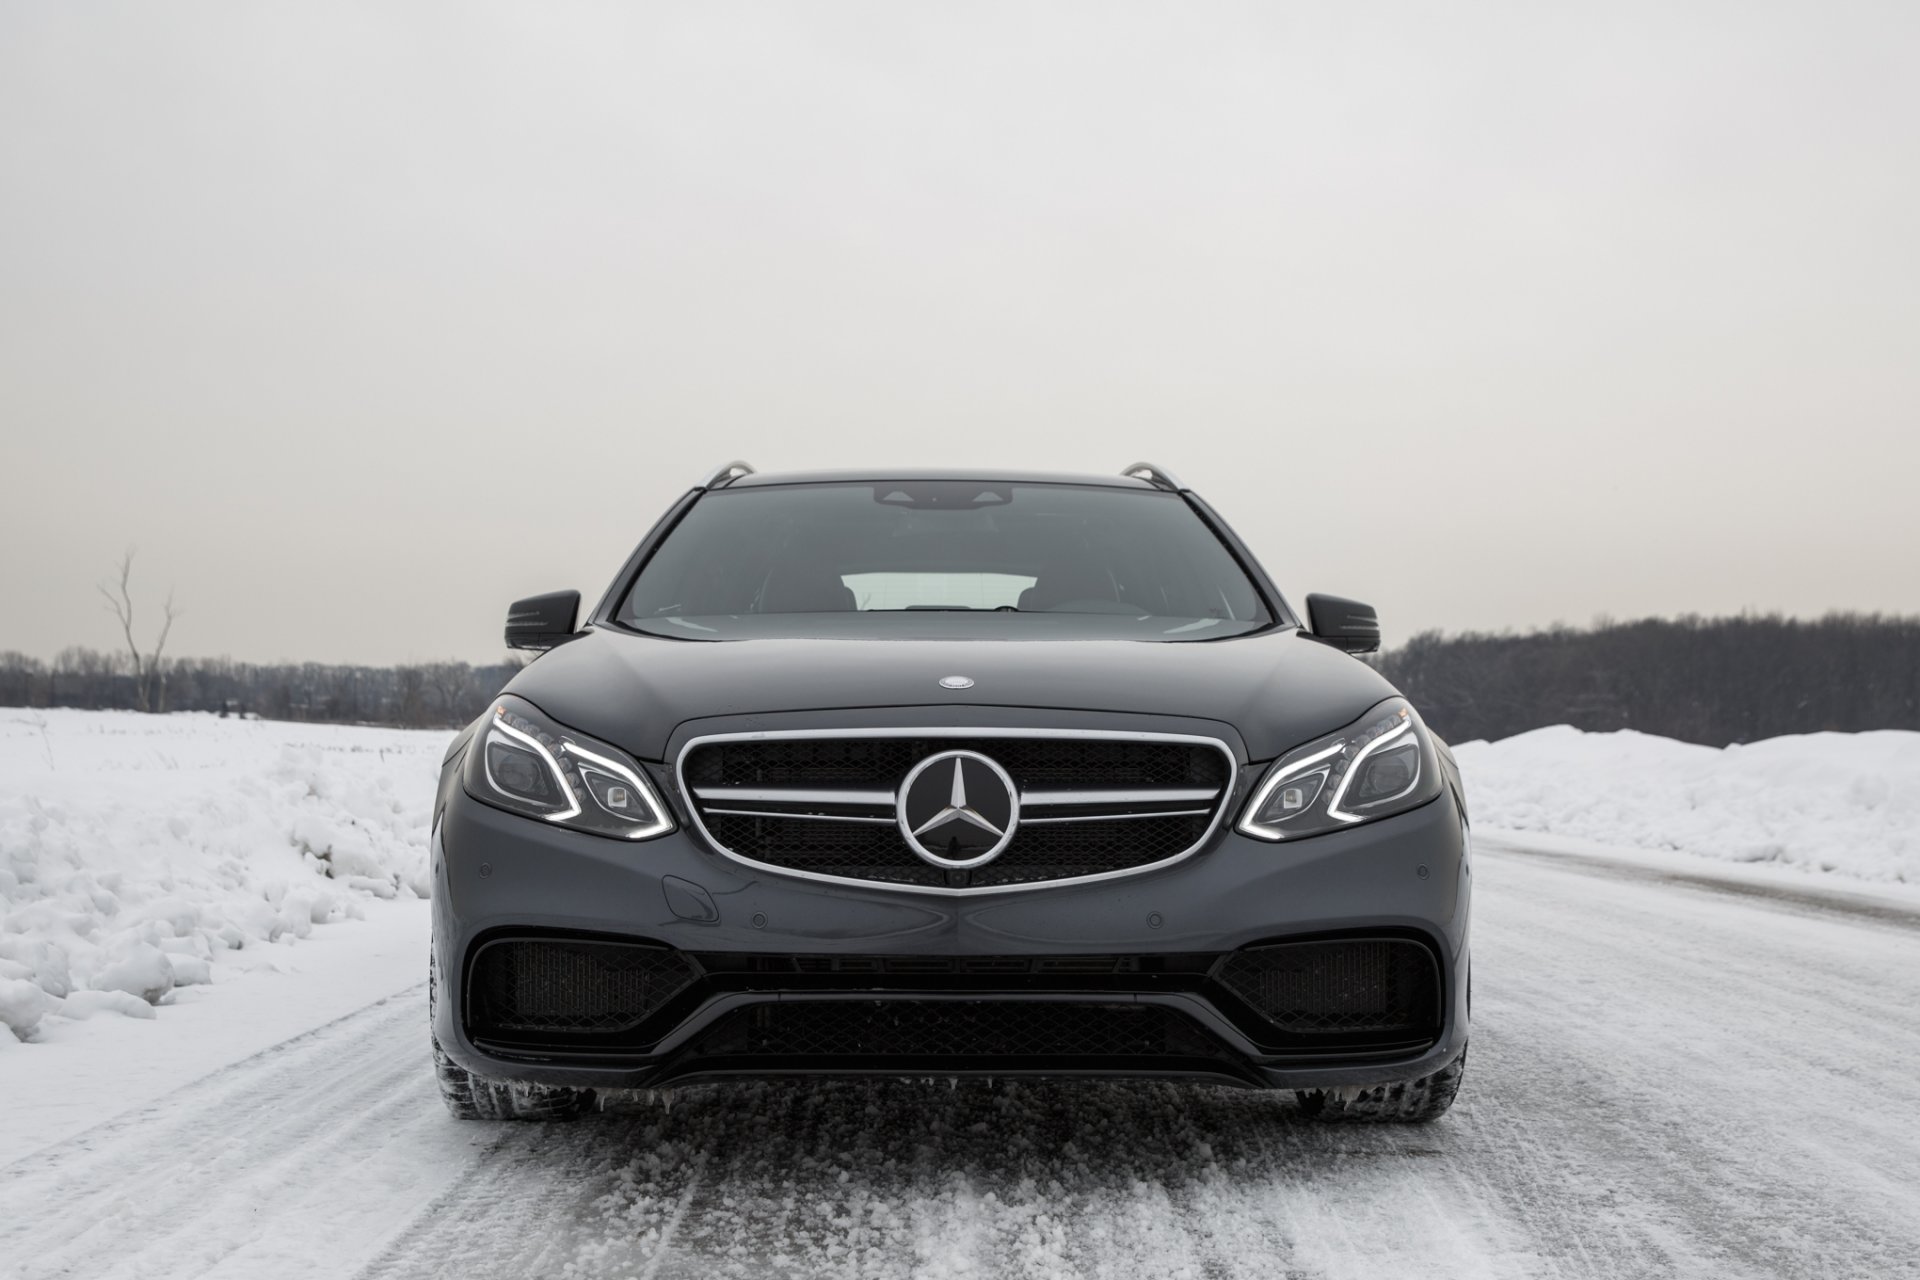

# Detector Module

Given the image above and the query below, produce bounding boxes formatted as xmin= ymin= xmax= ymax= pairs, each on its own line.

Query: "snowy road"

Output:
xmin=6 ymin=840 xmax=1919 ymax=1280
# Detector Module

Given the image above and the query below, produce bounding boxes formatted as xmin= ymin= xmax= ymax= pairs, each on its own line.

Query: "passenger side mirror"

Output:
xmin=505 ymin=590 xmax=581 ymax=651
xmin=1305 ymin=593 xmax=1380 ymax=654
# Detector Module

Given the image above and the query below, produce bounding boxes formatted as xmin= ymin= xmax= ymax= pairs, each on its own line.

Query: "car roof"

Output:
xmin=720 ymin=468 xmax=1162 ymax=491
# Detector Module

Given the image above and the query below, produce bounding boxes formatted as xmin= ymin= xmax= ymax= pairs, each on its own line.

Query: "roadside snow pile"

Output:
xmin=0 ymin=710 xmax=448 ymax=1044
xmin=1454 ymin=726 xmax=1920 ymax=883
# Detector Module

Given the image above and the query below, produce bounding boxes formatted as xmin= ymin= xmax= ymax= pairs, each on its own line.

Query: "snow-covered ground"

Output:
xmin=4 ymin=829 xmax=1916 ymax=1279
xmin=0 ymin=710 xmax=444 ymax=1050
xmin=5 ymin=712 xmax=1920 ymax=1278
xmin=1455 ymin=725 xmax=1920 ymax=884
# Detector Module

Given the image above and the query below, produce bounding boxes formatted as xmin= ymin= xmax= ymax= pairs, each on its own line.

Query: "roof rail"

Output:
xmin=1120 ymin=461 xmax=1185 ymax=492
xmin=697 ymin=460 xmax=756 ymax=489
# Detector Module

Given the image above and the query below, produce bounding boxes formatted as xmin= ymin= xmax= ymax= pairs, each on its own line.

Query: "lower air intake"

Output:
xmin=1215 ymin=939 xmax=1441 ymax=1039
xmin=688 ymin=1000 xmax=1224 ymax=1061
xmin=465 ymin=938 xmax=699 ymax=1040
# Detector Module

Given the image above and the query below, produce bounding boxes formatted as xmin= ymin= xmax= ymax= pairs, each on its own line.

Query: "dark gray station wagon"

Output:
xmin=430 ymin=464 xmax=1470 ymax=1123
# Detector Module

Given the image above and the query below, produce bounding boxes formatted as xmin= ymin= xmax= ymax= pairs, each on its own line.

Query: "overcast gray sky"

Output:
xmin=3 ymin=1 xmax=1916 ymax=666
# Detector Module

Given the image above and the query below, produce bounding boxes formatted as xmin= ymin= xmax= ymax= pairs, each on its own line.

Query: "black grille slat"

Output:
xmin=687 ymin=1001 xmax=1226 ymax=1061
xmin=685 ymin=735 xmax=1232 ymax=888
xmin=1216 ymin=940 xmax=1440 ymax=1037
xmin=690 ymin=953 xmax=1215 ymax=978
xmin=467 ymin=939 xmax=699 ymax=1038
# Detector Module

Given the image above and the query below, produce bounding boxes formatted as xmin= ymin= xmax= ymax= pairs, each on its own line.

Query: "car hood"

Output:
xmin=503 ymin=626 xmax=1400 ymax=763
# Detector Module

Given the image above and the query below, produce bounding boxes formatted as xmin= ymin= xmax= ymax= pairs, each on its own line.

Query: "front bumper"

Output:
xmin=431 ymin=782 xmax=1471 ymax=1092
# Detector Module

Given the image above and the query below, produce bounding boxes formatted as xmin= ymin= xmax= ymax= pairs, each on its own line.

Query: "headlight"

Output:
xmin=1238 ymin=697 xmax=1442 ymax=840
xmin=463 ymin=694 xmax=675 ymax=840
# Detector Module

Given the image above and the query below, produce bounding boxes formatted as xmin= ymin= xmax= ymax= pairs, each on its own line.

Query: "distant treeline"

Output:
xmin=0 ymin=648 xmax=523 ymax=729
xmin=1375 ymin=613 xmax=1920 ymax=746
xmin=6 ymin=613 xmax=1919 ymax=745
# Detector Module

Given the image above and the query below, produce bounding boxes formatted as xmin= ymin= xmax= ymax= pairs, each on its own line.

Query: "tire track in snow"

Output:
xmin=352 ymin=1119 xmax=689 ymax=1280
xmin=1073 ymin=1082 xmax=1297 ymax=1280
xmin=575 ymin=1078 xmax=1335 ymax=1280
xmin=1437 ymin=1023 xmax=1686 ymax=1280
xmin=1464 ymin=848 xmax=1920 ymax=1279
xmin=0 ymin=990 xmax=448 ymax=1280
xmin=632 ymin=1147 xmax=710 ymax=1280
xmin=0 ymin=982 xmax=428 ymax=1178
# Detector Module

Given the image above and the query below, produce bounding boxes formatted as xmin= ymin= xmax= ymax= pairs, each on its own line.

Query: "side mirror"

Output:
xmin=1305 ymin=593 xmax=1380 ymax=654
xmin=505 ymin=590 xmax=581 ymax=651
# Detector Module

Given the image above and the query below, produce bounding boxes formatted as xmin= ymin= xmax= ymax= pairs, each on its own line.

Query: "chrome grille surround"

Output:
xmin=676 ymin=727 xmax=1240 ymax=895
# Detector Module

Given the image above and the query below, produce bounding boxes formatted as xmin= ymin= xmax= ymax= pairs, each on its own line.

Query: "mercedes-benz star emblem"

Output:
xmin=896 ymin=749 xmax=1019 ymax=869
xmin=938 ymin=675 xmax=974 ymax=690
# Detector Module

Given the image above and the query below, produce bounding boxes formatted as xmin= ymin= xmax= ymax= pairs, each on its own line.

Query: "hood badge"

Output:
xmin=897 ymin=750 xmax=1019 ymax=869
xmin=938 ymin=675 xmax=974 ymax=690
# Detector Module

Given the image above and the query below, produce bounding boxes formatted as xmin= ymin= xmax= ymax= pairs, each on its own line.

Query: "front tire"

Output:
xmin=1295 ymin=1046 xmax=1466 ymax=1124
xmin=432 ymin=1033 xmax=597 ymax=1121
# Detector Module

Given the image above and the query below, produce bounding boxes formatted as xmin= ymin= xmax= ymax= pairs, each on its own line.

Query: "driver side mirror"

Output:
xmin=505 ymin=590 xmax=581 ymax=651
xmin=1305 ymin=593 xmax=1380 ymax=654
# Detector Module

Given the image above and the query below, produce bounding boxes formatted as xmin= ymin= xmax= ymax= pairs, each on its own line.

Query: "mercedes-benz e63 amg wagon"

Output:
xmin=429 ymin=463 xmax=1470 ymax=1123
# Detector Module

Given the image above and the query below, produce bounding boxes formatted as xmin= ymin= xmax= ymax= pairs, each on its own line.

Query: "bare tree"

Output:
xmin=98 ymin=550 xmax=180 ymax=713
xmin=423 ymin=661 xmax=475 ymax=727
xmin=394 ymin=664 xmax=428 ymax=728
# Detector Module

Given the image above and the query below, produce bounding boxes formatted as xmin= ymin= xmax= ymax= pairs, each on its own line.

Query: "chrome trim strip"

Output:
xmin=692 ymin=786 xmax=894 ymax=806
xmin=694 ymin=785 xmax=1215 ymax=808
xmin=711 ymin=806 xmax=1212 ymax=827
xmin=676 ymin=727 xmax=1239 ymax=897
xmin=1019 ymin=808 xmax=1213 ymax=825
xmin=1023 ymin=787 xmax=1219 ymax=806
xmin=703 ymin=808 xmax=897 ymax=825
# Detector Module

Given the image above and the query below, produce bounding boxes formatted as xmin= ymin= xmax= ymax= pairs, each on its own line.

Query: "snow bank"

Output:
xmin=0 ymin=710 xmax=449 ymax=1042
xmin=1454 ymin=725 xmax=1920 ymax=883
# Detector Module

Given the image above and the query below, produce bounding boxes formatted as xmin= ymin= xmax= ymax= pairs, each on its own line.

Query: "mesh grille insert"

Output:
xmin=703 ymin=815 xmax=948 ymax=887
xmin=466 ymin=938 xmax=700 ymax=1038
xmin=1215 ymin=939 xmax=1441 ymax=1037
xmin=973 ymin=815 xmax=1211 ymax=887
xmin=687 ymin=1000 xmax=1227 ymax=1061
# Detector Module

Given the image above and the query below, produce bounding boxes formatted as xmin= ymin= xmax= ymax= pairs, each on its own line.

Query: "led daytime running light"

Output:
xmin=485 ymin=710 xmax=582 ymax=823
xmin=1236 ymin=698 xmax=1440 ymax=842
xmin=469 ymin=697 xmax=677 ymax=841
xmin=560 ymin=738 xmax=675 ymax=838
xmin=1238 ymin=740 xmax=1345 ymax=839
xmin=1325 ymin=715 xmax=1415 ymax=823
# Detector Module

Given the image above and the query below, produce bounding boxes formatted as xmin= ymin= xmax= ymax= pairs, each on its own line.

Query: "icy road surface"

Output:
xmin=5 ymin=841 xmax=1919 ymax=1280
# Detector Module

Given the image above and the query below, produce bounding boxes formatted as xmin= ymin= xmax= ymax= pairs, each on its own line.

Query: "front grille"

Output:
xmin=682 ymin=732 xmax=1235 ymax=890
xmin=685 ymin=1000 xmax=1227 ymax=1062
xmin=466 ymin=938 xmax=700 ymax=1041
xmin=1215 ymin=939 xmax=1441 ymax=1040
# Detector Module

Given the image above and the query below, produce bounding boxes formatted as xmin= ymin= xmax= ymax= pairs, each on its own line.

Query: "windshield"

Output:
xmin=617 ymin=481 xmax=1275 ymax=642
